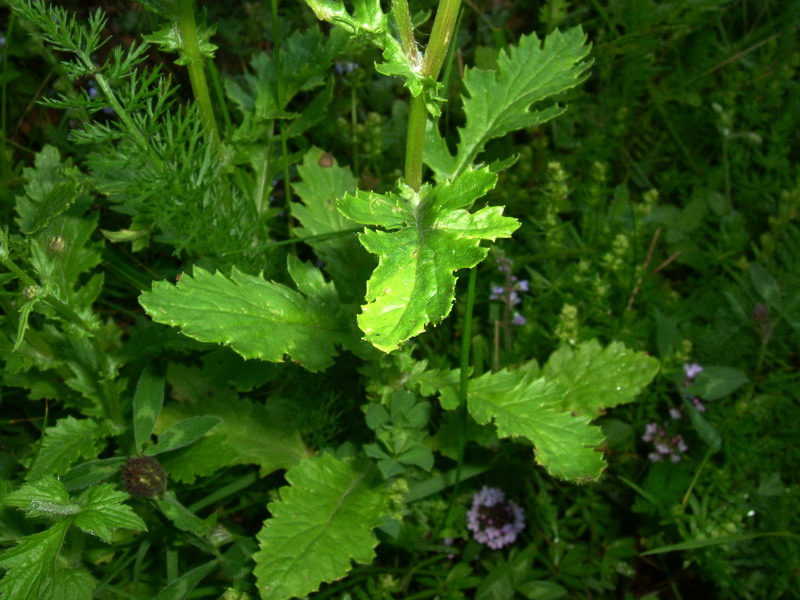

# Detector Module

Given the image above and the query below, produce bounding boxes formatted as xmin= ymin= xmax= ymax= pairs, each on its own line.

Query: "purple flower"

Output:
xmin=511 ymin=313 xmax=526 ymax=326
xmin=466 ymin=486 xmax=525 ymax=550
xmin=642 ymin=422 xmax=688 ymax=463
xmin=683 ymin=363 xmax=704 ymax=380
xmin=669 ymin=407 xmax=682 ymax=420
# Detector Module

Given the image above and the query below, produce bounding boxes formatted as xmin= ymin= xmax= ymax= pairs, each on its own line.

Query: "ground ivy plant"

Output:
xmin=0 ymin=1 xmax=660 ymax=599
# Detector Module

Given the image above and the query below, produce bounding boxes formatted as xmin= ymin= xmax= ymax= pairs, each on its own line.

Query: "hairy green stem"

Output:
xmin=422 ymin=0 xmax=462 ymax=80
xmin=176 ymin=0 xmax=220 ymax=146
xmin=403 ymin=0 xmax=462 ymax=190
xmin=392 ymin=0 xmax=419 ymax=63
xmin=404 ymin=95 xmax=427 ymax=190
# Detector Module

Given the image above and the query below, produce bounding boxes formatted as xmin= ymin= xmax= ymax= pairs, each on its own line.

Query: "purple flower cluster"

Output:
xmin=489 ymin=256 xmax=529 ymax=327
xmin=642 ymin=422 xmax=688 ymax=463
xmin=466 ymin=486 xmax=525 ymax=549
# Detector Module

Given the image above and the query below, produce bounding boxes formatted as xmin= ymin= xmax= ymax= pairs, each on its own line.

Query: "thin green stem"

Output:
xmin=404 ymin=95 xmax=427 ymax=189
xmin=176 ymin=0 xmax=220 ymax=147
xmin=433 ymin=268 xmax=476 ymax=538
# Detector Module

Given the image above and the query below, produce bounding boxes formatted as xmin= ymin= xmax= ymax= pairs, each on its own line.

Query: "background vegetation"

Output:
xmin=1 ymin=0 xmax=798 ymax=598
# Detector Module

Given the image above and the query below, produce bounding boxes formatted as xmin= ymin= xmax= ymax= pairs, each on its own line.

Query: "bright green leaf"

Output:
xmin=73 ymin=483 xmax=147 ymax=543
xmin=444 ymin=341 xmax=658 ymax=481
xmin=3 ymin=476 xmax=77 ymax=518
xmin=0 ymin=519 xmax=70 ymax=600
xmin=543 ymin=340 xmax=660 ymax=417
xmin=145 ymin=415 xmax=221 ymax=456
xmin=133 ymin=363 xmax=165 ymax=453
xmin=26 ymin=416 xmax=107 ymax=482
xmin=463 ymin=368 xmax=606 ymax=481
xmin=139 ymin=257 xmax=358 ymax=371
xmin=338 ymin=168 xmax=518 ymax=351
xmin=425 ymin=28 xmax=592 ymax=181
xmin=253 ymin=454 xmax=387 ymax=600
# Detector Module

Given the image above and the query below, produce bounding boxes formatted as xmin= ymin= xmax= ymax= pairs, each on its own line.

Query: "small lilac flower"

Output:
xmin=511 ymin=313 xmax=526 ymax=326
xmin=489 ymin=285 xmax=505 ymax=300
xmin=642 ymin=422 xmax=688 ymax=463
xmin=684 ymin=363 xmax=704 ymax=380
xmin=516 ymin=279 xmax=530 ymax=293
xmin=466 ymin=486 xmax=525 ymax=550
xmin=669 ymin=407 xmax=682 ymax=420
xmin=691 ymin=397 xmax=706 ymax=412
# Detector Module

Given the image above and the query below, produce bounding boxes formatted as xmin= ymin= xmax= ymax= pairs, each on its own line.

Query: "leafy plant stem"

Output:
xmin=403 ymin=0 xmax=462 ymax=190
xmin=679 ymin=444 xmax=715 ymax=513
xmin=176 ymin=0 xmax=219 ymax=147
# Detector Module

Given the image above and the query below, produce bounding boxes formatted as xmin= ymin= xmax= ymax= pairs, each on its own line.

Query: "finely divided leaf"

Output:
xmin=26 ymin=416 xmax=108 ymax=482
xmin=139 ymin=257 xmax=357 ymax=371
xmin=425 ymin=28 xmax=592 ymax=180
xmin=253 ymin=454 xmax=387 ymax=600
xmin=338 ymin=168 xmax=518 ymax=351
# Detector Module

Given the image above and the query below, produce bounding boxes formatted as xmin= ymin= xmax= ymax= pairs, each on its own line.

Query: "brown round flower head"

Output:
xmin=121 ymin=456 xmax=167 ymax=498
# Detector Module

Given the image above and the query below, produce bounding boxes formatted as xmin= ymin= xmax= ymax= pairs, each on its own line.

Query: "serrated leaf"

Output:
xmin=253 ymin=454 xmax=387 ymax=600
xmin=446 ymin=341 xmax=658 ymax=481
xmin=145 ymin=415 xmax=221 ymax=456
xmin=3 ymin=476 xmax=77 ymax=517
xmin=73 ymin=483 xmax=147 ymax=543
xmin=26 ymin=416 xmax=108 ymax=482
xmin=291 ymin=148 xmax=373 ymax=303
xmin=14 ymin=146 xmax=79 ymax=235
xmin=338 ymin=168 xmax=518 ymax=351
xmin=463 ymin=368 xmax=606 ymax=481
xmin=425 ymin=28 xmax=591 ymax=180
xmin=156 ymin=393 xmax=310 ymax=483
xmin=0 ymin=519 xmax=70 ymax=600
xmin=133 ymin=364 xmax=165 ymax=453
xmin=542 ymin=340 xmax=660 ymax=417
xmin=139 ymin=257 xmax=357 ymax=371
